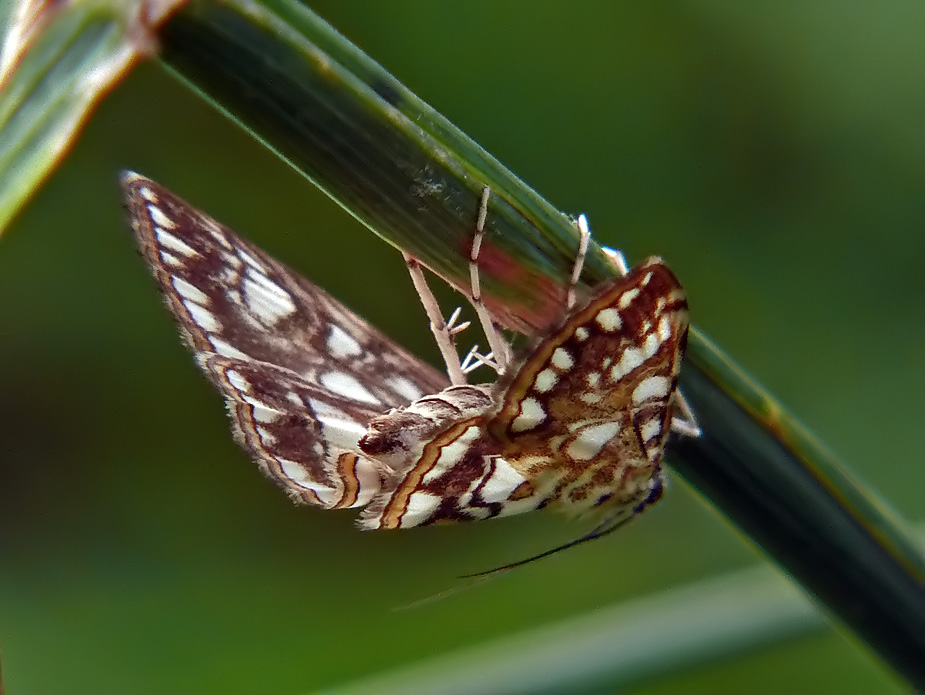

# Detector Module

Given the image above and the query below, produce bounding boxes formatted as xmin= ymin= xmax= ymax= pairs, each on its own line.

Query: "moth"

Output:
xmin=124 ymin=172 xmax=697 ymax=561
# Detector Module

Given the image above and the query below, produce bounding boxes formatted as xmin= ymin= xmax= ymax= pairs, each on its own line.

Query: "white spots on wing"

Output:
xmin=208 ymin=226 xmax=234 ymax=250
xmin=307 ymin=397 xmax=368 ymax=450
xmin=319 ymin=371 xmax=380 ymax=405
xmin=399 ymin=491 xmax=442 ymax=527
xmin=138 ymin=185 xmax=158 ymax=203
xmin=350 ymin=457 xmax=382 ymax=507
xmin=643 ymin=331 xmax=660 ymax=358
xmin=210 ymin=337 xmax=249 ymax=360
xmin=184 ymin=301 xmax=221 ymax=333
xmin=606 ymin=311 xmax=675 ymax=385
xmin=478 ymin=457 xmax=528 ymax=503
xmin=595 ymin=307 xmax=622 ymax=332
xmin=574 ymin=327 xmax=590 ymax=341
xmin=160 ymin=251 xmax=182 ymax=267
xmin=147 ymin=204 xmax=177 ymax=229
xmin=587 ymin=372 xmax=600 ymax=388
xmin=219 ymin=270 xmax=239 ymax=291
xmin=511 ymin=397 xmax=547 ymax=433
xmin=581 ymin=392 xmax=602 ymax=405
xmin=238 ymin=248 xmax=267 ymax=273
xmin=533 ymin=368 xmax=558 ymax=393
xmin=641 ymin=271 xmax=653 ymax=287
xmin=224 ymin=287 xmax=243 ymax=308
xmin=611 ymin=346 xmax=644 ymax=382
xmin=156 ymin=228 xmax=199 ymax=258
xmin=632 ymin=375 xmax=670 ymax=404
xmin=241 ymin=394 xmax=270 ymax=412
xmin=277 ymin=457 xmax=332 ymax=494
xmin=423 ymin=424 xmax=482 ymax=485
xmin=247 ymin=267 xmax=286 ymax=295
xmin=327 ymin=325 xmax=362 ymax=358
xmin=171 ymin=276 xmax=222 ymax=333
xmin=658 ymin=314 xmax=673 ymax=342
xmin=172 ymin=276 xmax=210 ymax=305
xmin=618 ymin=287 xmax=640 ymax=309
xmin=286 ymin=391 xmax=303 ymax=407
xmin=243 ymin=268 xmax=297 ymax=325
xmin=551 ymin=347 xmax=574 ymax=371
xmin=221 ymin=251 xmax=244 ymax=271
xmin=566 ymin=422 xmax=621 ymax=461
xmin=387 ymin=375 xmax=424 ymax=403
xmin=255 ymin=425 xmax=277 ymax=446
xmin=225 ymin=369 xmax=249 ymax=393
xmin=639 ymin=417 xmax=662 ymax=444
xmin=251 ymin=404 xmax=281 ymax=424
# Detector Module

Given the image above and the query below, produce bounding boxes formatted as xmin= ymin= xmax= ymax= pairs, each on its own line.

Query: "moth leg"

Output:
xmin=403 ymin=253 xmax=469 ymax=385
xmin=468 ymin=186 xmax=513 ymax=374
xmin=601 ymin=244 xmax=630 ymax=277
xmin=670 ymin=391 xmax=702 ymax=438
xmin=567 ymin=215 xmax=592 ymax=310
xmin=459 ymin=342 xmax=499 ymax=375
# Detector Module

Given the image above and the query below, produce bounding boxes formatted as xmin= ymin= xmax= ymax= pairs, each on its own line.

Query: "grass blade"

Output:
xmin=88 ymin=0 xmax=925 ymax=686
xmin=0 ymin=0 xmax=183 ymax=234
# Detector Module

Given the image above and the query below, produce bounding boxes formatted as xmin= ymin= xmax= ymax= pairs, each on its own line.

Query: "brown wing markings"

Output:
xmin=124 ymin=175 xmax=448 ymax=409
xmin=372 ymin=417 xmax=484 ymax=529
xmin=333 ymin=453 xmax=363 ymax=509
xmin=490 ymin=260 xmax=686 ymax=443
xmin=200 ymin=355 xmax=385 ymax=509
xmin=473 ymin=260 xmax=688 ymax=520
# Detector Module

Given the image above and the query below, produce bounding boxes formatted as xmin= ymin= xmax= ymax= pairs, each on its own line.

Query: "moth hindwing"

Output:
xmin=124 ymin=173 xmax=690 ymax=541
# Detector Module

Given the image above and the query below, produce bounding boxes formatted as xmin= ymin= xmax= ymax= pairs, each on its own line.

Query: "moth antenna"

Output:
xmin=390 ymin=573 xmax=500 ymax=612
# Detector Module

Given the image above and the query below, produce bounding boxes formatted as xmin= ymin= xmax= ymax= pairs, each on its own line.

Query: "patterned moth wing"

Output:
xmin=123 ymin=172 xmax=449 ymax=509
xmin=359 ymin=258 xmax=688 ymax=530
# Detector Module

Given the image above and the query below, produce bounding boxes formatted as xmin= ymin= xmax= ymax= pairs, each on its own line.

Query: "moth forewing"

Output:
xmin=355 ymin=258 xmax=689 ymax=529
xmin=123 ymin=172 xmax=448 ymax=511
xmin=485 ymin=258 xmax=688 ymax=520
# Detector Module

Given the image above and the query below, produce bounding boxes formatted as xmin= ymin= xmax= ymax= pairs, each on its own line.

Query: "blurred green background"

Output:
xmin=2 ymin=2 xmax=923 ymax=693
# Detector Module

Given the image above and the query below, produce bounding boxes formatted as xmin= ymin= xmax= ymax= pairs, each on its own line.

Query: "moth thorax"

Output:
xmin=358 ymin=384 xmax=493 ymax=472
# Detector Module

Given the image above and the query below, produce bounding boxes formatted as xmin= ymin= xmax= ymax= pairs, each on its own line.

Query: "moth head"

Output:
xmin=359 ymin=409 xmax=432 ymax=470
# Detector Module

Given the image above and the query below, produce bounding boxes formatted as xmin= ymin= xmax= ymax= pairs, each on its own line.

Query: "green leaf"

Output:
xmin=0 ymin=0 xmax=183 ymax=234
